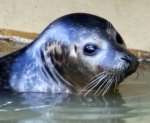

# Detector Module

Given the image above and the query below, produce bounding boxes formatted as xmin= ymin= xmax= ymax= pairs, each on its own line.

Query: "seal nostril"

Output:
xmin=121 ymin=57 xmax=131 ymax=64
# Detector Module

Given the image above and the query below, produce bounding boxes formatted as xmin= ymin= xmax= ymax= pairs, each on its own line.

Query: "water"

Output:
xmin=0 ymin=62 xmax=148 ymax=123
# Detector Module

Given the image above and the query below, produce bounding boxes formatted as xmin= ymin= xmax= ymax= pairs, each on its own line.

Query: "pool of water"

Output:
xmin=0 ymin=39 xmax=150 ymax=123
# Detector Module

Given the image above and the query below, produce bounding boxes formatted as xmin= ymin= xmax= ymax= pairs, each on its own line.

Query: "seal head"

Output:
xmin=0 ymin=13 xmax=139 ymax=95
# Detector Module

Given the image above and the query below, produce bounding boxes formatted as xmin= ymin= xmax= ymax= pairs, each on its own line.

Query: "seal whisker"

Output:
xmin=106 ymin=74 xmax=116 ymax=91
xmin=81 ymin=72 xmax=106 ymax=92
xmin=85 ymin=73 xmax=106 ymax=90
xmin=84 ymin=80 xmax=100 ymax=96
xmin=97 ymin=73 xmax=114 ymax=95
xmin=83 ymin=73 xmax=108 ymax=96
xmin=89 ymin=72 xmax=106 ymax=82
xmin=102 ymin=77 xmax=113 ymax=96
xmin=94 ymin=75 xmax=109 ymax=95
xmin=96 ymin=74 xmax=112 ymax=95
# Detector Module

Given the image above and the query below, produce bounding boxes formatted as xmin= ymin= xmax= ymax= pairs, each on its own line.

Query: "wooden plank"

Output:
xmin=0 ymin=28 xmax=149 ymax=62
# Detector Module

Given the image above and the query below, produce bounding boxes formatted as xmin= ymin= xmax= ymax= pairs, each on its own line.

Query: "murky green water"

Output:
xmin=0 ymin=62 xmax=149 ymax=123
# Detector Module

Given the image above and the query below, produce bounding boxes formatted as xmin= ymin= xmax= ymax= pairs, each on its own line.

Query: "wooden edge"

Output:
xmin=129 ymin=49 xmax=150 ymax=62
xmin=0 ymin=28 xmax=38 ymax=39
xmin=0 ymin=28 xmax=150 ymax=61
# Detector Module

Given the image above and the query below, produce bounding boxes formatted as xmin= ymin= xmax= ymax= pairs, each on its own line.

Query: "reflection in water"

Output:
xmin=0 ymin=92 xmax=129 ymax=123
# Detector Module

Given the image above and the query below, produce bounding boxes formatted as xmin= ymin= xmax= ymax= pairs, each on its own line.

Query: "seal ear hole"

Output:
xmin=83 ymin=43 xmax=99 ymax=56
xmin=116 ymin=34 xmax=124 ymax=45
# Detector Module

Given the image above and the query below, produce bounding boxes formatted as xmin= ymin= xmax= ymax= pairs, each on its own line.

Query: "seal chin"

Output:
xmin=80 ymin=61 xmax=139 ymax=96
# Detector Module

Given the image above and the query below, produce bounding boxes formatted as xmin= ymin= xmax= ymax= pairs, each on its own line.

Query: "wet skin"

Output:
xmin=0 ymin=13 xmax=139 ymax=95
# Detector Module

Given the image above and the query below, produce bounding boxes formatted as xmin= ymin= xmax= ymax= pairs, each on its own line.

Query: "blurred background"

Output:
xmin=0 ymin=0 xmax=149 ymax=51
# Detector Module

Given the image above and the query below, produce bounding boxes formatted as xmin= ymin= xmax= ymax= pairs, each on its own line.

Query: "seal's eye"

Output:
xmin=116 ymin=34 xmax=124 ymax=45
xmin=83 ymin=43 xmax=98 ymax=56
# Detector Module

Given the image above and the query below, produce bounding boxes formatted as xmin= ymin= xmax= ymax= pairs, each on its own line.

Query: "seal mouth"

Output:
xmin=80 ymin=70 xmax=125 ymax=96
xmin=79 ymin=55 xmax=139 ymax=96
xmin=124 ymin=59 xmax=139 ymax=78
xmin=49 ymin=45 xmax=139 ymax=96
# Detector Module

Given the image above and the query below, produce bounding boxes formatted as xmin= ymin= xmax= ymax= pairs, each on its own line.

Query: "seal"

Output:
xmin=0 ymin=13 xmax=139 ymax=95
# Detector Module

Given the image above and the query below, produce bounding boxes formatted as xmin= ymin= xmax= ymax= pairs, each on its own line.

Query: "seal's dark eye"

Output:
xmin=116 ymin=34 xmax=124 ymax=45
xmin=83 ymin=43 xmax=98 ymax=56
